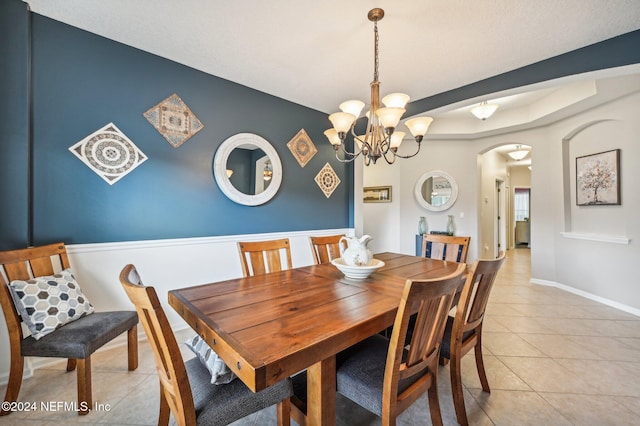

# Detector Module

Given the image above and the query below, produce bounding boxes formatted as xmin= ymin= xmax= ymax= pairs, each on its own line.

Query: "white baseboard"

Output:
xmin=530 ymin=278 xmax=640 ymax=317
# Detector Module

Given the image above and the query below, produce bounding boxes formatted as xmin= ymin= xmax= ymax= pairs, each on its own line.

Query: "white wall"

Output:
xmin=362 ymin=90 xmax=640 ymax=316
xmin=363 ymin=139 xmax=480 ymax=260
xmin=510 ymin=166 xmax=532 ymax=188
xmin=549 ymin=92 xmax=639 ymax=310
xmin=0 ymin=228 xmax=352 ymax=384
xmin=361 ymin=159 xmax=402 ymax=254
xmin=478 ymin=150 xmax=508 ymax=257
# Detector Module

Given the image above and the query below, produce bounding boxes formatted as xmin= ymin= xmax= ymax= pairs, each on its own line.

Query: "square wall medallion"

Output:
xmin=144 ymin=93 xmax=204 ymax=148
xmin=69 ymin=123 xmax=147 ymax=185
xmin=315 ymin=162 xmax=341 ymax=198
xmin=287 ymin=128 xmax=317 ymax=167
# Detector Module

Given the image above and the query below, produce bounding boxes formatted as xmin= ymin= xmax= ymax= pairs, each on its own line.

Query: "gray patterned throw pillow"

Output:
xmin=185 ymin=334 xmax=237 ymax=385
xmin=8 ymin=268 xmax=95 ymax=340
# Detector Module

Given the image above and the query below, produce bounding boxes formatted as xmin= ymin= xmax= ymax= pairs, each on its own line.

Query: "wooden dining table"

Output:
xmin=168 ymin=252 xmax=464 ymax=426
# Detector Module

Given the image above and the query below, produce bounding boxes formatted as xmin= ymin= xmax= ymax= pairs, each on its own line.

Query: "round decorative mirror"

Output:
xmin=213 ymin=133 xmax=282 ymax=206
xmin=414 ymin=170 xmax=458 ymax=211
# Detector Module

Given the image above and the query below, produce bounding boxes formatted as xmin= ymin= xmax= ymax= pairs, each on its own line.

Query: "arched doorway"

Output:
xmin=478 ymin=144 xmax=532 ymax=257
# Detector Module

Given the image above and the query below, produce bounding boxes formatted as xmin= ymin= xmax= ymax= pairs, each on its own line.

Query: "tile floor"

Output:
xmin=2 ymin=248 xmax=640 ymax=425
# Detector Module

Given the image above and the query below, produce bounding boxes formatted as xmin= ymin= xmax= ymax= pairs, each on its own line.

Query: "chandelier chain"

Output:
xmin=373 ymin=20 xmax=379 ymax=83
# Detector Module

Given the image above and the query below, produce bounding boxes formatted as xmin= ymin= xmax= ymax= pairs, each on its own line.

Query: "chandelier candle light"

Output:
xmin=324 ymin=8 xmax=434 ymax=165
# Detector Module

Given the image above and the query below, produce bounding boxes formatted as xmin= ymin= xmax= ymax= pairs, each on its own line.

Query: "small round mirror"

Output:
xmin=213 ymin=133 xmax=282 ymax=206
xmin=414 ymin=170 xmax=458 ymax=211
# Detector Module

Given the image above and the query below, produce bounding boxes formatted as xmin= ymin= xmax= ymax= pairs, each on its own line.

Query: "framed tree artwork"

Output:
xmin=576 ymin=149 xmax=620 ymax=206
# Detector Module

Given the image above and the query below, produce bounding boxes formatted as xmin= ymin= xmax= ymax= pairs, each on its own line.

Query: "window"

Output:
xmin=514 ymin=188 xmax=530 ymax=221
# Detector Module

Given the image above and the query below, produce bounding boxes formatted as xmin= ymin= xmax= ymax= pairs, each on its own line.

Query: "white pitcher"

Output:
xmin=339 ymin=235 xmax=373 ymax=266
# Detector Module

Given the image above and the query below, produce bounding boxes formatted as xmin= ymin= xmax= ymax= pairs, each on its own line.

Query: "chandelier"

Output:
xmin=324 ymin=8 xmax=434 ymax=165
xmin=263 ymin=160 xmax=273 ymax=181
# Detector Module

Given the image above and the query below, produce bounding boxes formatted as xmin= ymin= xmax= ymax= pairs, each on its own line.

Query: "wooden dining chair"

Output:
xmin=0 ymin=242 xmax=138 ymax=416
xmin=421 ymin=234 xmax=470 ymax=263
xmin=336 ymin=263 xmax=466 ymax=426
xmin=119 ymin=264 xmax=293 ymax=426
xmin=440 ymin=251 xmax=506 ymax=426
xmin=237 ymin=238 xmax=292 ymax=277
xmin=309 ymin=234 xmax=345 ymax=264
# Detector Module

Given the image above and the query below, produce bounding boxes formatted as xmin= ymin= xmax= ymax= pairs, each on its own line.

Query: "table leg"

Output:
xmin=306 ymin=355 xmax=336 ymax=426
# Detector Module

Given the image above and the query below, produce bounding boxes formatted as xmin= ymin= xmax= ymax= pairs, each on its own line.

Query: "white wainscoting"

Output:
xmin=0 ymin=228 xmax=353 ymax=384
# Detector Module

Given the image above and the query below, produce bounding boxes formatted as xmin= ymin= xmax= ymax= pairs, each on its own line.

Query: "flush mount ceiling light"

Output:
xmin=324 ymin=8 xmax=433 ymax=165
xmin=471 ymin=101 xmax=499 ymax=120
xmin=508 ymin=145 xmax=529 ymax=161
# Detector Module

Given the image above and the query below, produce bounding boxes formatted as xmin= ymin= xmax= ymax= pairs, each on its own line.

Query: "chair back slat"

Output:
xmin=404 ymin=295 xmax=454 ymax=371
xmin=28 ymin=257 xmax=57 ymax=278
xmin=384 ymin=263 xmax=466 ymax=414
xmin=238 ymin=239 xmax=292 ymax=277
xmin=454 ymin=252 xmax=506 ymax=342
xmin=421 ymin=235 xmax=470 ymax=263
xmin=0 ymin=242 xmax=69 ymax=282
xmin=2 ymin=262 xmax=32 ymax=282
xmin=309 ymin=235 xmax=345 ymax=264
xmin=0 ymin=243 xmax=70 ymax=330
xmin=119 ymin=264 xmax=196 ymax=426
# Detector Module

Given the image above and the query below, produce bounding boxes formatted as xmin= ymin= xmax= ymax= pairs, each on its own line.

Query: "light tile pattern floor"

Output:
xmin=2 ymin=248 xmax=640 ymax=425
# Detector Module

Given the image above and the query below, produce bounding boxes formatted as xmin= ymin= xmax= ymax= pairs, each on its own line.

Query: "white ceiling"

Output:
xmin=24 ymin=0 xmax=640 ymax=117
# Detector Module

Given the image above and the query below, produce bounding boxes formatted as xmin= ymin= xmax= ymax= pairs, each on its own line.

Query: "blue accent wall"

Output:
xmin=0 ymin=0 xmax=30 ymax=249
xmin=2 ymin=1 xmax=353 ymax=248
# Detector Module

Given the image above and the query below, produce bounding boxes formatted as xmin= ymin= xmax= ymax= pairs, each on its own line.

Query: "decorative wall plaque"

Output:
xmin=144 ymin=93 xmax=204 ymax=148
xmin=314 ymin=162 xmax=341 ymax=198
xmin=287 ymin=128 xmax=317 ymax=167
xmin=69 ymin=123 xmax=147 ymax=185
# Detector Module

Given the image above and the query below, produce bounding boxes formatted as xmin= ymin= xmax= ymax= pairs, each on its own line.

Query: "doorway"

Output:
xmin=495 ymin=179 xmax=507 ymax=257
xmin=514 ymin=187 xmax=531 ymax=248
xmin=478 ymin=144 xmax=532 ymax=260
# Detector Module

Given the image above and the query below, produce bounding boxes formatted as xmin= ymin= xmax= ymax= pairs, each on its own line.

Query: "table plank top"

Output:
xmin=168 ymin=252 xmax=462 ymax=391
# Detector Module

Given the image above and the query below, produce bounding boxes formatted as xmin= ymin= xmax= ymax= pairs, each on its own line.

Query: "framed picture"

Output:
xmin=576 ymin=149 xmax=620 ymax=206
xmin=364 ymin=186 xmax=392 ymax=203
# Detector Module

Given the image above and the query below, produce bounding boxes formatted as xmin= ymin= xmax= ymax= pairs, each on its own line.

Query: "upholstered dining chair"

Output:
xmin=336 ymin=263 xmax=466 ymax=426
xmin=237 ymin=238 xmax=292 ymax=277
xmin=421 ymin=234 xmax=470 ymax=263
xmin=0 ymin=242 xmax=138 ymax=416
xmin=309 ymin=234 xmax=345 ymax=264
xmin=119 ymin=264 xmax=293 ymax=426
xmin=440 ymin=251 xmax=506 ymax=426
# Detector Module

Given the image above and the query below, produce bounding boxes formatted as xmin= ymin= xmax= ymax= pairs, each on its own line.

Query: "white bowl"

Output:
xmin=331 ymin=258 xmax=385 ymax=279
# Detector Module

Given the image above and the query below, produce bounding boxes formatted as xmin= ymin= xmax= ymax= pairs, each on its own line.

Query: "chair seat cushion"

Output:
xmin=185 ymin=357 xmax=293 ymax=426
xmin=439 ymin=316 xmax=475 ymax=359
xmin=336 ymin=334 xmax=424 ymax=417
xmin=21 ymin=310 xmax=138 ymax=359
